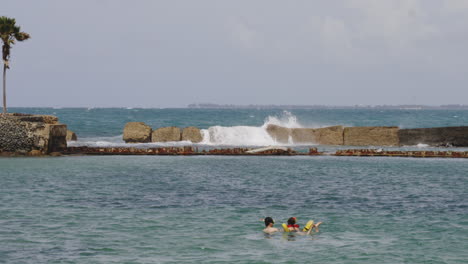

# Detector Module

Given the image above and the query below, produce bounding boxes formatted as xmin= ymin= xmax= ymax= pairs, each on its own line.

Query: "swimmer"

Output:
xmin=262 ymin=217 xmax=280 ymax=234
xmin=287 ymin=217 xmax=322 ymax=234
xmin=286 ymin=217 xmax=301 ymax=232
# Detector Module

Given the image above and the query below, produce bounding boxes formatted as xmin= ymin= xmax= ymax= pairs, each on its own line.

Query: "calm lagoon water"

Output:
xmin=0 ymin=108 xmax=467 ymax=263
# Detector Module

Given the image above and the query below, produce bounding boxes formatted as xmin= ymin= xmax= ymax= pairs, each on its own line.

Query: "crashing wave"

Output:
xmin=200 ymin=111 xmax=303 ymax=146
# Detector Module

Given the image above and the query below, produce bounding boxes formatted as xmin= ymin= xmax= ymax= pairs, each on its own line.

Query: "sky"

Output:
xmin=3 ymin=0 xmax=468 ymax=107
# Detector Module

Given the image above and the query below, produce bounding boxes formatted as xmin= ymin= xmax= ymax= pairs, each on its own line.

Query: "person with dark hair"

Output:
xmin=285 ymin=216 xmax=322 ymax=233
xmin=262 ymin=217 xmax=280 ymax=234
xmin=286 ymin=217 xmax=300 ymax=232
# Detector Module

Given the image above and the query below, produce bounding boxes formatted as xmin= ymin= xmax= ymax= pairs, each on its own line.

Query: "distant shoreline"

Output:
xmin=187 ymin=104 xmax=468 ymax=110
xmin=7 ymin=104 xmax=468 ymax=110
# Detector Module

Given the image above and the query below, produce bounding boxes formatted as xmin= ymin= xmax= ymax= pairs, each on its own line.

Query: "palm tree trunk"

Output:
xmin=2 ymin=63 xmax=6 ymax=114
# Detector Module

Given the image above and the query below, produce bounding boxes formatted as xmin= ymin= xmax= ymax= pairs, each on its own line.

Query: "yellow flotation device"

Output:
xmin=282 ymin=223 xmax=290 ymax=232
xmin=302 ymin=220 xmax=314 ymax=232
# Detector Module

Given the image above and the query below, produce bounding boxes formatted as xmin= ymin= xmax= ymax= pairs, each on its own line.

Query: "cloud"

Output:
xmin=225 ymin=0 xmax=458 ymax=70
xmin=345 ymin=0 xmax=438 ymax=44
xmin=228 ymin=18 xmax=262 ymax=50
xmin=443 ymin=0 xmax=468 ymax=13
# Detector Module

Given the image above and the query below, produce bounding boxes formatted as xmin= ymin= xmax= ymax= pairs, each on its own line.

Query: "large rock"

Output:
xmin=266 ymin=124 xmax=344 ymax=145
xmin=0 ymin=114 xmax=67 ymax=154
xmin=123 ymin=122 xmax=152 ymax=143
xmin=181 ymin=127 xmax=203 ymax=143
xmin=344 ymin=126 xmax=399 ymax=146
xmin=152 ymin=127 xmax=181 ymax=142
xmin=266 ymin=124 xmax=291 ymax=144
xmin=291 ymin=128 xmax=318 ymax=144
xmin=44 ymin=124 xmax=68 ymax=152
xmin=315 ymin=126 xmax=344 ymax=145
xmin=66 ymin=130 xmax=77 ymax=141
xmin=398 ymin=126 xmax=468 ymax=147
xmin=0 ymin=116 xmax=35 ymax=152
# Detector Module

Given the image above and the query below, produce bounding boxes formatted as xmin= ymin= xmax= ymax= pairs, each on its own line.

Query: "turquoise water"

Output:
xmin=1 ymin=156 xmax=467 ymax=263
xmin=1 ymin=108 xmax=467 ymax=263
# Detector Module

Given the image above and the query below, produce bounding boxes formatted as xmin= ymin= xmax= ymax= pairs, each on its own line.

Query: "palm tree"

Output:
xmin=1 ymin=16 xmax=30 ymax=114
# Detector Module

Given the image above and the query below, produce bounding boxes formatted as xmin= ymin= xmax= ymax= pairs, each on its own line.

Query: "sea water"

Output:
xmin=0 ymin=108 xmax=467 ymax=263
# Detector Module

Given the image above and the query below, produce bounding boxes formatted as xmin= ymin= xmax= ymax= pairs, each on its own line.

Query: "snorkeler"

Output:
xmin=262 ymin=217 xmax=280 ymax=234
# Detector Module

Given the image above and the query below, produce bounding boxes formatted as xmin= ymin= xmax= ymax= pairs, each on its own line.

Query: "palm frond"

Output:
xmin=0 ymin=16 xmax=30 ymax=45
xmin=15 ymin=32 xmax=30 ymax=41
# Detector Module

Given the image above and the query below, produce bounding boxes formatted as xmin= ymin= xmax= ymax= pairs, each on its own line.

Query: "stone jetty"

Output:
xmin=0 ymin=113 xmax=67 ymax=155
xmin=122 ymin=121 xmax=467 ymax=147
xmin=62 ymin=146 xmax=467 ymax=158
xmin=64 ymin=146 xmax=303 ymax=155
xmin=123 ymin=122 xmax=203 ymax=143
xmin=2 ymin=115 xmax=467 ymax=156
xmin=398 ymin=126 xmax=468 ymax=147
xmin=266 ymin=124 xmax=467 ymax=147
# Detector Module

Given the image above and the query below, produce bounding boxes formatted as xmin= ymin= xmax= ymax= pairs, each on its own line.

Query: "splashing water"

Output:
xmin=262 ymin=110 xmax=303 ymax=128
xmin=200 ymin=111 xmax=303 ymax=146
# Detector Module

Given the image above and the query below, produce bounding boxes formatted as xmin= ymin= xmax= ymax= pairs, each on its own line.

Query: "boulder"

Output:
xmin=123 ymin=122 xmax=152 ymax=143
xmin=398 ymin=126 xmax=468 ymax=147
xmin=181 ymin=127 xmax=203 ymax=143
xmin=344 ymin=126 xmax=399 ymax=146
xmin=266 ymin=124 xmax=291 ymax=144
xmin=45 ymin=124 xmax=68 ymax=152
xmin=291 ymin=128 xmax=318 ymax=144
xmin=315 ymin=126 xmax=344 ymax=145
xmin=66 ymin=130 xmax=78 ymax=141
xmin=267 ymin=124 xmax=344 ymax=145
xmin=152 ymin=127 xmax=181 ymax=142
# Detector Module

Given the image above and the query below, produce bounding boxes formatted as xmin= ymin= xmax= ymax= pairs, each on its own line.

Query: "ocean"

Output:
xmin=1 ymin=108 xmax=467 ymax=263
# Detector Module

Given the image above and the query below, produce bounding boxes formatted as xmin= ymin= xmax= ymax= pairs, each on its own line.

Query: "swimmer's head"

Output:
xmin=264 ymin=217 xmax=275 ymax=227
xmin=287 ymin=217 xmax=296 ymax=225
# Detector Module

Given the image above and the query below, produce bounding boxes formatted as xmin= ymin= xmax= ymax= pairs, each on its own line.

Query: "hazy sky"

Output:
xmin=4 ymin=0 xmax=468 ymax=107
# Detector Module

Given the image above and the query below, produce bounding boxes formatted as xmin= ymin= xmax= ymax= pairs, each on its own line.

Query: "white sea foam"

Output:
xmin=416 ymin=143 xmax=429 ymax=148
xmin=200 ymin=126 xmax=276 ymax=146
xmin=262 ymin=110 xmax=302 ymax=128
xmin=200 ymin=111 xmax=303 ymax=146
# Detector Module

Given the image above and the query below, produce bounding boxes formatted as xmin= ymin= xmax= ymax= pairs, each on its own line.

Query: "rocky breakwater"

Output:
xmin=123 ymin=122 xmax=152 ymax=143
xmin=66 ymin=130 xmax=77 ymax=141
xmin=267 ymin=124 xmax=468 ymax=147
xmin=266 ymin=124 xmax=399 ymax=146
xmin=398 ymin=126 xmax=468 ymax=147
xmin=152 ymin=127 xmax=181 ymax=142
xmin=266 ymin=124 xmax=344 ymax=145
xmin=0 ymin=113 xmax=67 ymax=155
xmin=64 ymin=146 xmax=314 ymax=156
xmin=343 ymin=126 xmax=399 ymax=146
xmin=122 ymin=122 xmax=203 ymax=143
xmin=335 ymin=149 xmax=468 ymax=158
xmin=181 ymin=127 xmax=203 ymax=143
